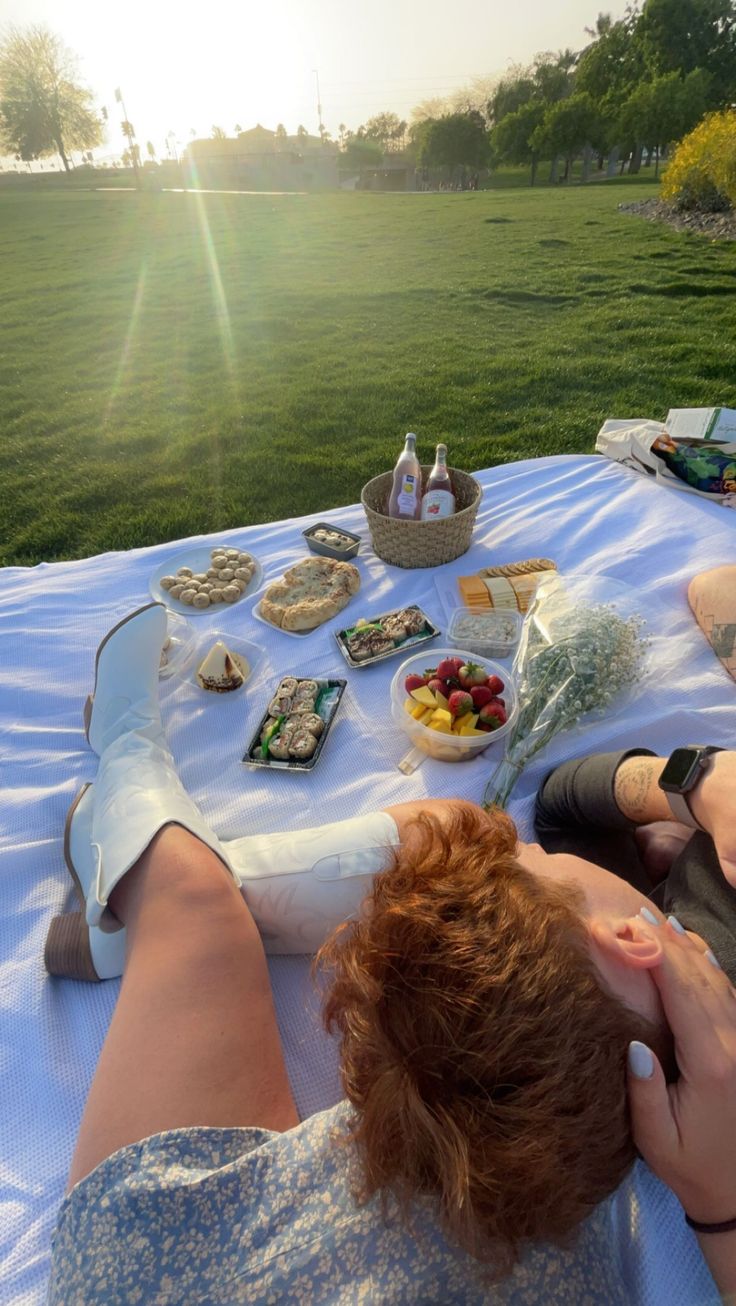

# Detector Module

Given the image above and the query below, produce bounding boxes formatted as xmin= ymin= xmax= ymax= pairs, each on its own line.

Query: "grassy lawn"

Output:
xmin=1 ymin=181 xmax=735 ymax=566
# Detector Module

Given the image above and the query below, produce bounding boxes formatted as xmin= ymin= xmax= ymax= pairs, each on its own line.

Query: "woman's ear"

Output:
xmin=588 ymin=914 xmax=665 ymax=971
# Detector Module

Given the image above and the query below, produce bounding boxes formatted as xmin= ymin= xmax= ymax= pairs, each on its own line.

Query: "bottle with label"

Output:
xmin=387 ymin=432 xmax=422 ymax=520
xmin=420 ymin=444 xmax=455 ymax=520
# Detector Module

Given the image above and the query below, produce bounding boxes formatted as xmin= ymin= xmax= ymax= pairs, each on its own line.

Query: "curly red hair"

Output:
xmin=318 ymin=803 xmax=667 ymax=1273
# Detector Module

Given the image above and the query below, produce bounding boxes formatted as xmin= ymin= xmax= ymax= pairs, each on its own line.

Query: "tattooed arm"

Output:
xmin=613 ymin=756 xmax=672 ymax=824
xmin=615 ymin=752 xmax=736 ymax=887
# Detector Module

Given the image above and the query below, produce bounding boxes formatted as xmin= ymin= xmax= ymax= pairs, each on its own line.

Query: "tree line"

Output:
xmin=488 ymin=1 xmax=736 ymax=184
xmin=2 ymin=2 xmax=735 ymax=180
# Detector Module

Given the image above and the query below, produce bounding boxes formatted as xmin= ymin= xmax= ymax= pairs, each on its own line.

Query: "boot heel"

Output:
xmin=44 ymin=912 xmax=101 ymax=982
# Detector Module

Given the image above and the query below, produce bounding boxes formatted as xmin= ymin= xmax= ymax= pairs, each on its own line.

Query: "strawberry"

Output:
xmin=437 ymin=657 xmax=464 ymax=680
xmin=427 ymin=678 xmax=446 ymax=696
xmin=470 ymin=684 xmax=494 ymax=709
xmin=479 ymin=702 xmax=507 ymax=728
xmin=486 ymin=674 xmax=505 ymax=696
xmin=404 ymin=674 xmax=427 ymax=694
xmin=458 ymin=662 xmax=487 ymax=689
xmin=448 ymin=690 xmax=474 ymax=718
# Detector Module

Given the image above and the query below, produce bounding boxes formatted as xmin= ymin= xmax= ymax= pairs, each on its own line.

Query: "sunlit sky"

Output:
xmin=1 ymin=0 xmax=630 ymax=163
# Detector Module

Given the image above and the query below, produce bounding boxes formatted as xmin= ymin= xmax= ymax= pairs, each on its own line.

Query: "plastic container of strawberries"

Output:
xmin=389 ymin=647 xmax=517 ymax=769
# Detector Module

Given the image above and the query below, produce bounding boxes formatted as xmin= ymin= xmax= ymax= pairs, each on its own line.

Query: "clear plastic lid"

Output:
xmin=447 ymin=607 xmax=522 ymax=658
xmin=158 ymin=611 xmax=197 ymax=679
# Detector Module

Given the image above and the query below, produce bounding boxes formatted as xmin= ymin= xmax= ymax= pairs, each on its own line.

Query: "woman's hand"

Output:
xmin=627 ymin=918 xmax=736 ymax=1293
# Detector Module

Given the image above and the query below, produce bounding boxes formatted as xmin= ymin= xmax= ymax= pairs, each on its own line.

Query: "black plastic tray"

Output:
xmin=302 ymin=522 xmax=361 ymax=560
xmin=243 ymin=677 xmax=347 ymax=772
xmin=335 ymin=605 xmax=440 ymax=670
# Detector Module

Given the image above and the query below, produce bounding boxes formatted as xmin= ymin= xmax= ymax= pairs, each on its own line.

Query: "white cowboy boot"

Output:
xmin=45 ymin=601 xmax=238 ymax=982
xmin=46 ymin=805 xmax=399 ymax=980
xmin=45 ymin=783 xmax=126 ymax=982
xmin=227 ymin=812 xmax=400 ymax=955
xmin=83 ymin=602 xmax=168 ymax=756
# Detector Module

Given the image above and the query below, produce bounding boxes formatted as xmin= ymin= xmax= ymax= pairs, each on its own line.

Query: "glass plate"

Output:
xmin=149 ymin=546 xmax=263 ymax=616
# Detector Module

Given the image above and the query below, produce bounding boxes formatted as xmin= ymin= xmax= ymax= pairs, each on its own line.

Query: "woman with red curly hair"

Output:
xmin=48 ymin=607 xmax=736 ymax=1303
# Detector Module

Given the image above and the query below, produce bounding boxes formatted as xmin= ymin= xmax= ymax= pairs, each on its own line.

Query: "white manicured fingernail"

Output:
xmin=705 ymin=949 xmax=722 ymax=970
xmin=628 ymin=1041 xmax=654 ymax=1079
xmin=667 ymin=914 xmax=686 ymax=935
xmin=640 ymin=906 xmax=659 ymax=926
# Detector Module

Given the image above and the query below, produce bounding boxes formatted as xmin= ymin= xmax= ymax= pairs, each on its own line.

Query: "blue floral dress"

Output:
xmin=49 ymin=1101 xmax=628 ymax=1304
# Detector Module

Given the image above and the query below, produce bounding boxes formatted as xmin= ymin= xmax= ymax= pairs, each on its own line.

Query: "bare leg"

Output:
xmin=67 ymin=825 xmax=298 ymax=1191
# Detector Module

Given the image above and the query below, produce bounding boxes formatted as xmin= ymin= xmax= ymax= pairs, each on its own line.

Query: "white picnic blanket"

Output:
xmin=2 ymin=453 xmax=735 ymax=1305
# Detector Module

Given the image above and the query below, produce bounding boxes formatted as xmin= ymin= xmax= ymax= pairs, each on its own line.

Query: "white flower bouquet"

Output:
xmin=482 ymin=573 xmax=649 ymax=810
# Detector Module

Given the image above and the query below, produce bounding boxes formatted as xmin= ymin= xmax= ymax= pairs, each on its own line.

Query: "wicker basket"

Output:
xmin=361 ymin=466 xmax=482 ymax=569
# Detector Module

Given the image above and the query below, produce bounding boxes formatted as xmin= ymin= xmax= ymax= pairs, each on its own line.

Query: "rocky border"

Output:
xmin=619 ymin=197 xmax=736 ymax=240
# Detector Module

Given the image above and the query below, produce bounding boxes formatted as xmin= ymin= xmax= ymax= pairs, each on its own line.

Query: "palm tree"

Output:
xmin=584 ymin=12 xmax=613 ymax=39
xmin=146 ymin=140 xmax=156 ymax=160
xmin=296 ymin=124 xmax=308 ymax=140
xmin=234 ymin=123 xmax=242 ymax=134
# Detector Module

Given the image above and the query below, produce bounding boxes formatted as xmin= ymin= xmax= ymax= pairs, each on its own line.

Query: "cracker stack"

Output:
xmin=457 ymin=558 xmax=556 ymax=613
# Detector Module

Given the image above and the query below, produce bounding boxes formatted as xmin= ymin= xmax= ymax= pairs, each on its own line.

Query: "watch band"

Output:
xmin=662 ymin=745 xmax=723 ymax=830
xmin=664 ymin=789 xmax=703 ymax=830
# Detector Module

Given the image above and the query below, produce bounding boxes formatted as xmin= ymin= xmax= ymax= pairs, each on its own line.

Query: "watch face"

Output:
xmin=660 ymin=747 xmax=702 ymax=792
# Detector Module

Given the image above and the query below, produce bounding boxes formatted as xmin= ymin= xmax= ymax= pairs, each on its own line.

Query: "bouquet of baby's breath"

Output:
xmin=483 ymin=574 xmax=648 ymax=810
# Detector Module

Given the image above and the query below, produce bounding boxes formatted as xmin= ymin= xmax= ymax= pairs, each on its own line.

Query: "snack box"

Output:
xmin=335 ymin=605 xmax=441 ymax=670
xmin=243 ymin=677 xmax=347 ymax=772
xmin=303 ymin=522 xmax=361 ymax=561
xmin=447 ymin=608 xmax=522 ymax=659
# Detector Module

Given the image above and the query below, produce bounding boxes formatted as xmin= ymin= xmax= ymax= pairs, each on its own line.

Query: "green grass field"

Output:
xmin=1 ymin=181 xmax=735 ymax=566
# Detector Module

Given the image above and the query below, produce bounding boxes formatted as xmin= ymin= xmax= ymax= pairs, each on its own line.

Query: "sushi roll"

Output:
xmin=267 ymin=719 xmax=298 ymax=759
xmin=398 ymin=607 xmax=426 ymax=637
xmin=268 ymin=694 xmax=292 ymax=717
xmin=297 ymin=713 xmax=324 ymax=738
xmin=276 ymin=677 xmax=299 ymax=698
xmin=294 ymin=679 xmax=319 ymax=701
xmin=381 ymin=615 xmax=409 ymax=644
xmin=289 ymin=699 xmax=316 ymax=716
xmin=288 ymin=729 xmax=318 ymax=760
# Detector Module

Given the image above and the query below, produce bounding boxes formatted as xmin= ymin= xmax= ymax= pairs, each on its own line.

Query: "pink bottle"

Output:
xmin=387 ymin=432 xmax=422 ymax=520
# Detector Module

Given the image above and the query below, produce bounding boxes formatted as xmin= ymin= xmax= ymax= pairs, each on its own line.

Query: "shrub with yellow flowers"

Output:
xmin=661 ymin=110 xmax=736 ymax=212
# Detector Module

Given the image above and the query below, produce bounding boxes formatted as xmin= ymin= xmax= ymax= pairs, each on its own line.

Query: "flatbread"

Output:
xmin=261 ymin=556 xmax=361 ymax=631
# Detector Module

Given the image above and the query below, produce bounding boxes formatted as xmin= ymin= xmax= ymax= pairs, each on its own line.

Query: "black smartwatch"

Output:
xmin=658 ymin=745 xmax=723 ymax=829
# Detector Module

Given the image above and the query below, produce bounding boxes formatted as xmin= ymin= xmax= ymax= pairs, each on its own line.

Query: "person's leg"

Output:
xmin=67 ymin=824 xmax=298 ymax=1192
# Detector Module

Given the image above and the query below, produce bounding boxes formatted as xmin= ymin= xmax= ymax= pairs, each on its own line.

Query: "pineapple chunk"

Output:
xmin=411 ymin=703 xmax=428 ymax=720
xmin=428 ymin=719 xmax=452 ymax=734
xmin=430 ymin=708 xmax=452 ymax=725
xmin=434 ymin=691 xmax=450 ymax=711
xmin=460 ymin=726 xmax=488 ymax=737
xmin=410 ymin=686 xmax=436 ymax=707
xmin=404 ymin=698 xmax=416 ymax=717
xmin=451 ymin=710 xmax=477 ymax=734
